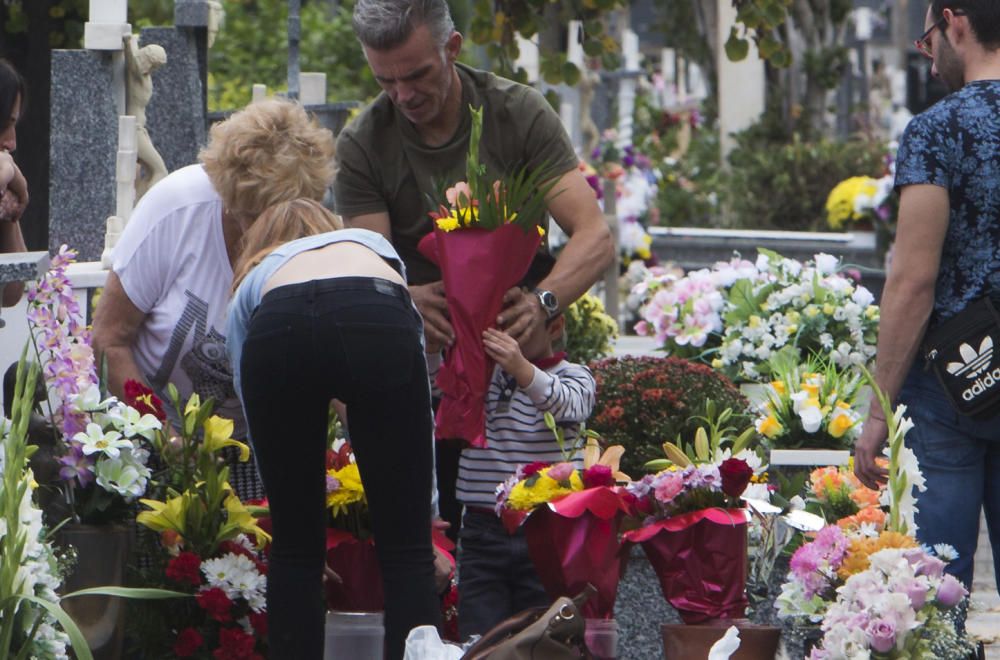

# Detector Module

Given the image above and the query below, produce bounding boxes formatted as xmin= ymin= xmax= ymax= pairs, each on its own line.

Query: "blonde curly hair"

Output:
xmin=200 ymin=98 xmax=336 ymax=223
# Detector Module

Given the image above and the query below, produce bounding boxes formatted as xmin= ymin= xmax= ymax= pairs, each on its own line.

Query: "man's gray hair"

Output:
xmin=353 ymin=0 xmax=455 ymax=50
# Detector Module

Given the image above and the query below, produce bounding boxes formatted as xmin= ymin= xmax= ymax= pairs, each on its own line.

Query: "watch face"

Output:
xmin=537 ymin=290 xmax=558 ymax=314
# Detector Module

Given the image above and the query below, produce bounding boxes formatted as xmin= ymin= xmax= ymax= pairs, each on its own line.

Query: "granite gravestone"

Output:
xmin=48 ymin=50 xmax=118 ymax=262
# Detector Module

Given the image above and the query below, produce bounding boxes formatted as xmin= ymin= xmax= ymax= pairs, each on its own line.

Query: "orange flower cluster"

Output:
xmin=836 ymin=530 xmax=918 ymax=580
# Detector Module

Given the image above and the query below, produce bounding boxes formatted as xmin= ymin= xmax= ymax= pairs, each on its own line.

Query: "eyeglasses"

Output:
xmin=915 ymin=10 xmax=965 ymax=59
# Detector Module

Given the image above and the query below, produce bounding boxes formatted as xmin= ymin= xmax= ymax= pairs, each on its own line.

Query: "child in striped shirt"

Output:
xmin=429 ymin=257 xmax=596 ymax=639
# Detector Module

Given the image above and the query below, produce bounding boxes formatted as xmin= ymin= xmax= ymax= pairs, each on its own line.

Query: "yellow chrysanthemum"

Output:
xmin=506 ymin=469 xmax=584 ymax=512
xmin=436 ymin=214 xmax=461 ymax=232
xmin=825 ymin=176 xmax=878 ymax=229
xmin=838 ymin=530 xmax=917 ymax=579
xmin=327 ymin=463 xmax=366 ymax=516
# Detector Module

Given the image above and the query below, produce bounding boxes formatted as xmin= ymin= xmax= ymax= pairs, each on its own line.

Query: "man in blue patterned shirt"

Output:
xmin=855 ymin=0 xmax=1000 ymax=594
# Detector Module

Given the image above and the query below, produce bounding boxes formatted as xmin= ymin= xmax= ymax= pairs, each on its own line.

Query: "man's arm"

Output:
xmin=344 ymin=211 xmax=454 ymax=350
xmin=92 ymin=271 xmax=150 ymax=398
xmin=498 ymin=167 xmax=613 ymax=342
xmin=854 ymin=184 xmax=949 ymax=488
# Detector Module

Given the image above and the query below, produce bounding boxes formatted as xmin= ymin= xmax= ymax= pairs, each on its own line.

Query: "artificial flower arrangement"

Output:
xmin=632 ymin=249 xmax=880 ymax=381
xmin=25 ymin=246 xmax=161 ymax=525
xmin=622 ymin=404 xmax=764 ymax=623
xmin=129 ymin=384 xmax=272 ymax=659
xmin=776 ymin=381 xmax=976 ymax=659
xmin=417 ymin=104 xmax=560 ymax=448
xmin=495 ymin=417 xmax=631 ymax=620
xmin=323 ymin=410 xmax=459 ymax=638
xmin=808 ymin=464 xmax=885 ymax=531
xmin=754 ymin=354 xmax=865 ymax=450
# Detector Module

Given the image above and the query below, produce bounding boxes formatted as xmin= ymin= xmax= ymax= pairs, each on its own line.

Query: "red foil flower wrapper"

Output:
xmin=324 ymin=529 xmax=384 ymax=612
xmin=522 ymin=487 xmax=630 ymax=619
xmin=418 ymin=224 xmax=542 ymax=447
xmin=623 ymin=508 xmax=749 ymax=624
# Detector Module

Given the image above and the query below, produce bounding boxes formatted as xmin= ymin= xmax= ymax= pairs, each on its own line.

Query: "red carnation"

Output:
xmin=248 ymin=611 xmax=268 ymax=637
xmin=166 ymin=551 xmax=203 ymax=586
xmin=521 ymin=462 xmax=550 ymax=478
xmin=217 ymin=540 xmax=256 ymax=562
xmin=719 ymin=458 xmax=754 ymax=498
xmin=196 ymin=587 xmax=233 ymax=622
xmin=214 ymin=626 xmax=263 ymax=660
xmin=582 ymin=464 xmax=614 ymax=489
xmin=173 ymin=627 xmax=203 ymax=657
xmin=123 ymin=379 xmax=166 ymax=421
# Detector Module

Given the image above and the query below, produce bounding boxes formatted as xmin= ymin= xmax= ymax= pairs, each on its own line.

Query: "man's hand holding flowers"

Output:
xmin=497 ymin=286 xmax=548 ymax=345
xmin=411 ymin=281 xmax=453 ymax=352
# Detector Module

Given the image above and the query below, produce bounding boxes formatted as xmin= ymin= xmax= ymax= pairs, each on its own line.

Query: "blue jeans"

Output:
xmin=457 ymin=509 xmax=549 ymax=639
xmin=240 ymin=277 xmax=440 ymax=659
xmin=899 ymin=365 xmax=1000 ymax=592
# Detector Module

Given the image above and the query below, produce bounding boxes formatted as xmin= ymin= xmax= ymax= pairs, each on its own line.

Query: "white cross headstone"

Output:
xmin=515 ymin=34 xmax=539 ymax=84
xmin=102 ymin=115 xmax=138 ymax=268
xmin=616 ymin=29 xmax=640 ymax=148
xmin=85 ymin=0 xmax=131 ymax=50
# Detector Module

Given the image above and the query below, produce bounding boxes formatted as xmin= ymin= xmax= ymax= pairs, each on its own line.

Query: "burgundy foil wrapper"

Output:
xmin=324 ymin=529 xmax=384 ymax=612
xmin=522 ymin=488 xmax=629 ymax=619
xmin=624 ymin=508 xmax=749 ymax=624
xmin=418 ymin=225 xmax=541 ymax=447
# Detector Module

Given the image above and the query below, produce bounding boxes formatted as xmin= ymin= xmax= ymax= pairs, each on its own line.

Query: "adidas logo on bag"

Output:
xmin=947 ymin=336 xmax=1000 ymax=401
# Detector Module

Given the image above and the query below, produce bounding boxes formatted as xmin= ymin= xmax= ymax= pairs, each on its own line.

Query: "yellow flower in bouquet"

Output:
xmin=825 ymin=176 xmax=878 ymax=229
xmin=428 ymin=105 xmax=556 ymax=237
xmin=326 ymin=463 xmax=366 ymax=516
xmin=506 ymin=465 xmax=585 ymax=512
xmin=837 ymin=530 xmax=917 ymax=580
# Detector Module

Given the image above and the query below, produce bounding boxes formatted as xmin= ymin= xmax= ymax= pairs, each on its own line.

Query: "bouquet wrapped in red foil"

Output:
xmin=496 ymin=437 xmax=632 ymax=618
xmin=624 ymin=507 xmax=749 ymax=623
xmin=418 ymin=104 xmax=558 ymax=447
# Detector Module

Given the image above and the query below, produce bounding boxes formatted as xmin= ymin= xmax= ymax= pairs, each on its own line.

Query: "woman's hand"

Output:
xmin=0 ymin=152 xmax=28 ymax=223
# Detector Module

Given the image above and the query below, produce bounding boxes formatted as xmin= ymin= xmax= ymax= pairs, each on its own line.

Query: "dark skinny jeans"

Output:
xmin=239 ymin=277 xmax=440 ymax=659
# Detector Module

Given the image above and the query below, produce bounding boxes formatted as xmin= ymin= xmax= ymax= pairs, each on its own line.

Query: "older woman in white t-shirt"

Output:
xmin=92 ymin=99 xmax=336 ymax=499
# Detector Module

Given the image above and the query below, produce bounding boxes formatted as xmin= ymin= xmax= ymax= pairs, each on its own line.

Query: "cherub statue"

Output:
xmin=125 ymin=35 xmax=168 ymax=200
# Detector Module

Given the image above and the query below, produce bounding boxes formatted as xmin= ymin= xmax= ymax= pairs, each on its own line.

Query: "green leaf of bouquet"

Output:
xmin=724 ymin=279 xmax=758 ymax=325
xmin=63 ymin=586 xmax=190 ymax=600
xmin=8 ymin=594 xmax=93 ymax=660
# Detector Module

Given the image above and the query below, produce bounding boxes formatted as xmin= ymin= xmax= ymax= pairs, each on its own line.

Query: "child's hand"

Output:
xmin=483 ymin=328 xmax=533 ymax=387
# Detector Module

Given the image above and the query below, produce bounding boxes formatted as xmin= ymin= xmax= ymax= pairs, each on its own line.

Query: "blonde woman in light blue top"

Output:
xmin=227 ymin=198 xmax=440 ymax=659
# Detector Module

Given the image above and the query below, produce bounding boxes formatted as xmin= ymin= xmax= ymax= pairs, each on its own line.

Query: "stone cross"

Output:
xmin=101 ymin=116 xmax=138 ymax=269
xmin=615 ymin=29 xmax=640 ymax=148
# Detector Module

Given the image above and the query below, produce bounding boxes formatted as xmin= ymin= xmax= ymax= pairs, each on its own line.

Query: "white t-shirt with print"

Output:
xmin=112 ymin=164 xmax=246 ymax=437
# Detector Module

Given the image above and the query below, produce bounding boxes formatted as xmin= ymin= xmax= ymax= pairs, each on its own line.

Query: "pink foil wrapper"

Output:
xmin=523 ymin=487 xmax=630 ymax=619
xmin=324 ymin=529 xmax=384 ymax=612
xmin=418 ymin=225 xmax=541 ymax=448
xmin=624 ymin=508 xmax=749 ymax=624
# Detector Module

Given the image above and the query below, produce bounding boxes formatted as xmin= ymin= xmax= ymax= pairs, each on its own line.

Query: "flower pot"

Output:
xmin=661 ymin=621 xmax=780 ymax=660
xmin=57 ymin=523 xmax=130 ymax=660
xmin=585 ymin=618 xmax=619 ymax=660
xmin=324 ymin=611 xmax=384 ymax=660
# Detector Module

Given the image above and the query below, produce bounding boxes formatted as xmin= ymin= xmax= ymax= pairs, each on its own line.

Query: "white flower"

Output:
xmin=71 ymin=384 xmax=117 ymax=413
xmin=798 ymin=406 xmax=823 ymax=434
xmin=852 ymin=287 xmax=875 ymax=308
xmin=73 ymin=422 xmax=133 ymax=458
xmin=115 ymin=404 xmax=162 ymax=440
xmin=94 ymin=451 xmax=150 ymax=499
xmin=814 ymin=253 xmax=839 ymax=275
xmin=933 ymin=544 xmax=958 ymax=561
xmin=201 ymin=552 xmax=267 ymax=609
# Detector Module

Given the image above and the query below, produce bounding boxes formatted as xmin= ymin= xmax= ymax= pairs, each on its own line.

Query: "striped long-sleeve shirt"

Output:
xmin=429 ymin=354 xmax=596 ymax=508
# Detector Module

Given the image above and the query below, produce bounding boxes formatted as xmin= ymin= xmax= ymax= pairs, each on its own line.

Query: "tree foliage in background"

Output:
xmin=469 ymin=0 xmax=629 ymax=86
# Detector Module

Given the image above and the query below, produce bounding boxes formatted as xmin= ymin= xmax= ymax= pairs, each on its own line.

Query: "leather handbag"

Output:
xmin=923 ymin=296 xmax=1000 ymax=419
xmin=461 ymin=587 xmax=595 ymax=660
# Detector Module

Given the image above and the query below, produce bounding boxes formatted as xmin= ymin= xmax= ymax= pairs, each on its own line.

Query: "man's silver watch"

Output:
xmin=533 ymin=288 xmax=559 ymax=320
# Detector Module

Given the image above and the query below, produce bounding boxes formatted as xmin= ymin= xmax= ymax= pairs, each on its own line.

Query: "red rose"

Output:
xmin=173 ymin=627 xmax=203 ymax=657
xmin=582 ymin=464 xmax=614 ymax=489
xmin=214 ymin=626 xmax=262 ymax=660
xmin=196 ymin=587 xmax=233 ymax=622
xmin=166 ymin=551 xmax=203 ymax=586
xmin=123 ymin=379 xmax=166 ymax=421
xmin=521 ymin=462 xmax=550 ymax=478
xmin=719 ymin=458 xmax=754 ymax=498
xmin=248 ymin=611 xmax=268 ymax=637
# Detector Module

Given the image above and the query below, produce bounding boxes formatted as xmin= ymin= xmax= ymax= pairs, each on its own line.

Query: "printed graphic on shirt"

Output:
xmin=148 ymin=289 xmax=236 ymax=404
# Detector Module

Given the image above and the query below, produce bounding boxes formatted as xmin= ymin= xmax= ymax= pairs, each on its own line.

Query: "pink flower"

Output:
xmin=865 ymin=618 xmax=896 ymax=654
xmin=445 ymin=181 xmax=473 ymax=207
xmin=652 ymin=471 xmax=684 ymax=504
xmin=546 ymin=462 xmax=575 ymax=482
xmin=935 ymin=574 xmax=967 ymax=608
xmin=582 ymin=464 xmax=614 ymax=489
xmin=901 ymin=577 xmax=928 ymax=610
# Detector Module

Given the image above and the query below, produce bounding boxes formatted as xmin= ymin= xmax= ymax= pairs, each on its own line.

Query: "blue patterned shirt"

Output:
xmin=895 ymin=80 xmax=1000 ymax=322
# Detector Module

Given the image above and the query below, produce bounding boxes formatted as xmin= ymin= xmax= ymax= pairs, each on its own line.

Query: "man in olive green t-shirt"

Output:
xmin=334 ymin=0 xmax=613 ymax=353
